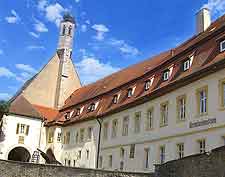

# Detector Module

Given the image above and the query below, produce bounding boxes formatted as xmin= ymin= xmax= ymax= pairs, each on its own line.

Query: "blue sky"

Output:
xmin=0 ymin=0 xmax=225 ymax=100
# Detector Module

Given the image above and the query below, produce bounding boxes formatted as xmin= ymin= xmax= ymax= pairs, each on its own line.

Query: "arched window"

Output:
xmin=62 ymin=25 xmax=66 ymax=35
xmin=68 ymin=25 xmax=72 ymax=36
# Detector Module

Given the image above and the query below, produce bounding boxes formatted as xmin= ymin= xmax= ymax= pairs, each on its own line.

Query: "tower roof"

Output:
xmin=63 ymin=13 xmax=75 ymax=24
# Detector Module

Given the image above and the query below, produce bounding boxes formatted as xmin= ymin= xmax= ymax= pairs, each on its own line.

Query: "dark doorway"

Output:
xmin=8 ymin=147 xmax=31 ymax=162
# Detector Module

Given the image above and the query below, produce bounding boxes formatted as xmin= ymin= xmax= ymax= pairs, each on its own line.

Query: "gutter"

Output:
xmin=96 ymin=118 xmax=102 ymax=169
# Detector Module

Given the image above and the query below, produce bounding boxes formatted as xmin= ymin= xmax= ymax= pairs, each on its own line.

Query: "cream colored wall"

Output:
xmin=99 ymin=67 xmax=225 ymax=172
xmin=23 ymin=54 xmax=60 ymax=108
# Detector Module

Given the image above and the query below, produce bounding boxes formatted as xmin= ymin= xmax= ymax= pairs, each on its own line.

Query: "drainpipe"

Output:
xmin=96 ymin=118 xmax=102 ymax=169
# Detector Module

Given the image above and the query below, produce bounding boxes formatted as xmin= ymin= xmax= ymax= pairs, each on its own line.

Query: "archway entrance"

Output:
xmin=8 ymin=147 xmax=31 ymax=162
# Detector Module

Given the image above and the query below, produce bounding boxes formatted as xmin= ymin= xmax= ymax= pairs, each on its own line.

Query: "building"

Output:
xmin=2 ymin=8 xmax=225 ymax=173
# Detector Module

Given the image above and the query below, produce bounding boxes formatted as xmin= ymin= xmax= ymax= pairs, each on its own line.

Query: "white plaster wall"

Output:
xmin=0 ymin=114 xmax=42 ymax=161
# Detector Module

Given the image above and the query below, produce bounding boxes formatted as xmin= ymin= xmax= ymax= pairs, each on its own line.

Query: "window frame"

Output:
xmin=196 ymin=86 xmax=208 ymax=116
xmin=134 ymin=112 xmax=141 ymax=133
xmin=112 ymin=119 xmax=118 ymax=138
xmin=220 ymin=40 xmax=225 ymax=52
xmin=219 ymin=78 xmax=225 ymax=108
xmin=144 ymin=80 xmax=151 ymax=91
xmin=160 ymin=101 xmax=169 ymax=127
xmin=198 ymin=139 xmax=206 ymax=154
xmin=112 ymin=94 xmax=119 ymax=104
xmin=177 ymin=143 xmax=184 ymax=159
xmin=127 ymin=88 xmax=134 ymax=98
xmin=176 ymin=95 xmax=186 ymax=122
xmin=122 ymin=116 xmax=129 ymax=136
xmin=183 ymin=59 xmax=190 ymax=71
xmin=129 ymin=144 xmax=135 ymax=159
xmin=103 ymin=122 xmax=109 ymax=140
xmin=163 ymin=70 xmax=170 ymax=81
xmin=159 ymin=145 xmax=165 ymax=164
xmin=146 ymin=108 xmax=154 ymax=131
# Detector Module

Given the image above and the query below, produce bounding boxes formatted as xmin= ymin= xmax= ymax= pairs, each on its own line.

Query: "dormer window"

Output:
xmin=144 ymin=80 xmax=151 ymax=91
xmin=113 ymin=95 xmax=118 ymax=104
xmin=220 ymin=40 xmax=225 ymax=52
xmin=127 ymin=88 xmax=133 ymax=98
xmin=88 ymin=103 xmax=95 ymax=112
xmin=75 ymin=108 xmax=81 ymax=116
xmin=183 ymin=59 xmax=190 ymax=71
xmin=163 ymin=70 xmax=170 ymax=81
xmin=64 ymin=112 xmax=70 ymax=120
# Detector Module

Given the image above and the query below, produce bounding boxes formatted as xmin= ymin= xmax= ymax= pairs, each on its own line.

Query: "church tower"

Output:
xmin=16 ymin=13 xmax=81 ymax=109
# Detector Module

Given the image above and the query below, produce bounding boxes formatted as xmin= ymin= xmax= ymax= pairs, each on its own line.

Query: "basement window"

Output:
xmin=220 ymin=40 xmax=225 ymax=52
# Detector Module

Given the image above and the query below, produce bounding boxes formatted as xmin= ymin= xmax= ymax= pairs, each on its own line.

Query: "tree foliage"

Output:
xmin=0 ymin=100 xmax=9 ymax=119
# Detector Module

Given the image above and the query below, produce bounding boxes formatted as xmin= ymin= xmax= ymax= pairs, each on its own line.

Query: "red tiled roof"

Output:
xmin=33 ymin=105 xmax=59 ymax=122
xmin=47 ymin=14 xmax=225 ymax=126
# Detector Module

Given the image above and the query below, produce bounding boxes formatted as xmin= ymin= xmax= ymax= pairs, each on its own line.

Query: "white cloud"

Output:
xmin=92 ymin=24 xmax=109 ymax=41
xmin=38 ymin=1 xmax=66 ymax=27
xmin=202 ymin=0 xmax=225 ymax=16
xmin=81 ymin=24 xmax=87 ymax=32
xmin=5 ymin=10 xmax=20 ymax=24
xmin=75 ymin=0 xmax=80 ymax=3
xmin=26 ymin=45 xmax=45 ymax=50
xmin=108 ymin=38 xmax=140 ymax=56
xmin=34 ymin=19 xmax=48 ymax=32
xmin=0 ymin=67 xmax=16 ymax=78
xmin=29 ymin=32 xmax=40 ymax=38
xmin=15 ymin=64 xmax=37 ymax=74
xmin=0 ymin=49 xmax=3 ymax=55
xmin=77 ymin=57 xmax=120 ymax=85
xmin=0 ymin=93 xmax=12 ymax=100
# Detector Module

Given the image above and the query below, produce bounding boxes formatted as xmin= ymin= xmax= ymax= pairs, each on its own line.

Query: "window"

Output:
xmin=64 ymin=112 xmax=70 ymax=120
xmin=64 ymin=159 xmax=67 ymax=166
xmin=159 ymin=145 xmax=165 ymax=164
xmin=177 ymin=95 xmax=186 ymax=121
xmin=86 ymin=150 xmax=89 ymax=159
xmin=196 ymin=86 xmax=208 ymax=115
xmin=144 ymin=80 xmax=151 ymax=91
xmin=127 ymin=88 xmax=133 ymax=98
xmin=146 ymin=108 xmax=153 ymax=130
xmin=62 ymin=25 xmax=66 ymax=35
xmin=220 ymin=40 xmax=225 ymax=52
xmin=163 ymin=70 xmax=169 ymax=81
xmin=20 ymin=124 xmax=25 ymax=134
xmin=16 ymin=124 xmax=30 ymax=135
xmin=183 ymin=59 xmax=190 ymax=71
xmin=75 ymin=108 xmax=81 ymax=116
xmin=219 ymin=79 xmax=225 ymax=107
xmin=65 ymin=132 xmax=70 ymax=144
xmin=87 ymin=127 xmax=93 ymax=140
xmin=75 ymin=132 xmax=79 ymax=143
xmin=122 ymin=116 xmax=129 ymax=136
xmin=99 ymin=156 xmax=103 ymax=168
xmin=80 ymin=129 xmax=85 ymax=143
xmin=112 ymin=119 xmax=118 ymax=138
xmin=134 ymin=112 xmax=141 ymax=133
xmin=120 ymin=161 xmax=124 ymax=171
xmin=144 ymin=148 xmax=149 ymax=169
xmin=109 ymin=155 xmax=112 ymax=168
xmin=68 ymin=25 xmax=72 ymax=36
xmin=160 ymin=102 xmax=168 ymax=127
xmin=57 ymin=132 xmax=62 ymax=142
xmin=129 ymin=144 xmax=135 ymax=158
xmin=88 ymin=103 xmax=95 ymax=112
xmin=198 ymin=139 xmax=206 ymax=153
xmin=78 ymin=150 xmax=82 ymax=159
xmin=120 ymin=147 xmax=125 ymax=158
xmin=68 ymin=160 xmax=71 ymax=166
xmin=112 ymin=95 xmax=119 ymax=104
xmin=103 ymin=122 xmax=108 ymax=140
xmin=48 ymin=131 xmax=54 ymax=143
xmin=177 ymin=143 xmax=184 ymax=159
xmin=73 ymin=160 xmax=76 ymax=167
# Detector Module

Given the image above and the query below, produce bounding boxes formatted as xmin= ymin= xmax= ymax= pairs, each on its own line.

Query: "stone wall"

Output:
xmin=155 ymin=146 xmax=225 ymax=177
xmin=0 ymin=159 xmax=154 ymax=177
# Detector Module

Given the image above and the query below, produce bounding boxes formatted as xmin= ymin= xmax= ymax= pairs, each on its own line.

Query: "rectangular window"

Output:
xmin=80 ymin=129 xmax=85 ymax=143
xmin=112 ymin=119 xmax=118 ymax=138
xmin=86 ymin=150 xmax=89 ymax=159
xmin=113 ymin=95 xmax=118 ymax=104
xmin=65 ymin=132 xmax=70 ymax=144
xmin=219 ymin=79 xmax=225 ymax=107
xmin=103 ymin=122 xmax=108 ymax=140
xmin=130 ymin=144 xmax=135 ymax=158
xmin=177 ymin=95 xmax=186 ymax=121
xmin=163 ymin=70 xmax=169 ymax=81
xmin=68 ymin=160 xmax=71 ymax=166
xmin=120 ymin=161 xmax=124 ymax=171
xmin=87 ymin=127 xmax=93 ymax=140
xmin=183 ymin=59 xmax=190 ymax=71
xmin=120 ymin=147 xmax=125 ymax=158
xmin=177 ymin=143 xmax=184 ymax=159
xmin=196 ymin=86 xmax=208 ymax=115
xmin=160 ymin=102 xmax=168 ymax=127
xmin=134 ymin=112 xmax=141 ymax=133
xmin=220 ymin=40 xmax=225 ymax=52
xmin=109 ymin=155 xmax=112 ymax=168
xmin=146 ymin=108 xmax=153 ymax=130
xmin=48 ymin=131 xmax=54 ymax=143
xmin=122 ymin=116 xmax=129 ymax=136
xmin=73 ymin=160 xmax=76 ymax=167
xmin=20 ymin=124 xmax=25 ymax=134
xmin=57 ymin=132 xmax=62 ymax=142
xmin=159 ymin=145 xmax=165 ymax=164
xmin=127 ymin=88 xmax=133 ymax=98
xmin=144 ymin=80 xmax=151 ymax=91
xmin=144 ymin=148 xmax=149 ymax=169
xmin=198 ymin=139 xmax=206 ymax=153
xmin=78 ymin=150 xmax=82 ymax=159
xmin=75 ymin=132 xmax=79 ymax=143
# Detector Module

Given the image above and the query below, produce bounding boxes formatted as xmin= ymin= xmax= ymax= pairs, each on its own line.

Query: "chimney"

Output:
xmin=196 ymin=8 xmax=211 ymax=34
